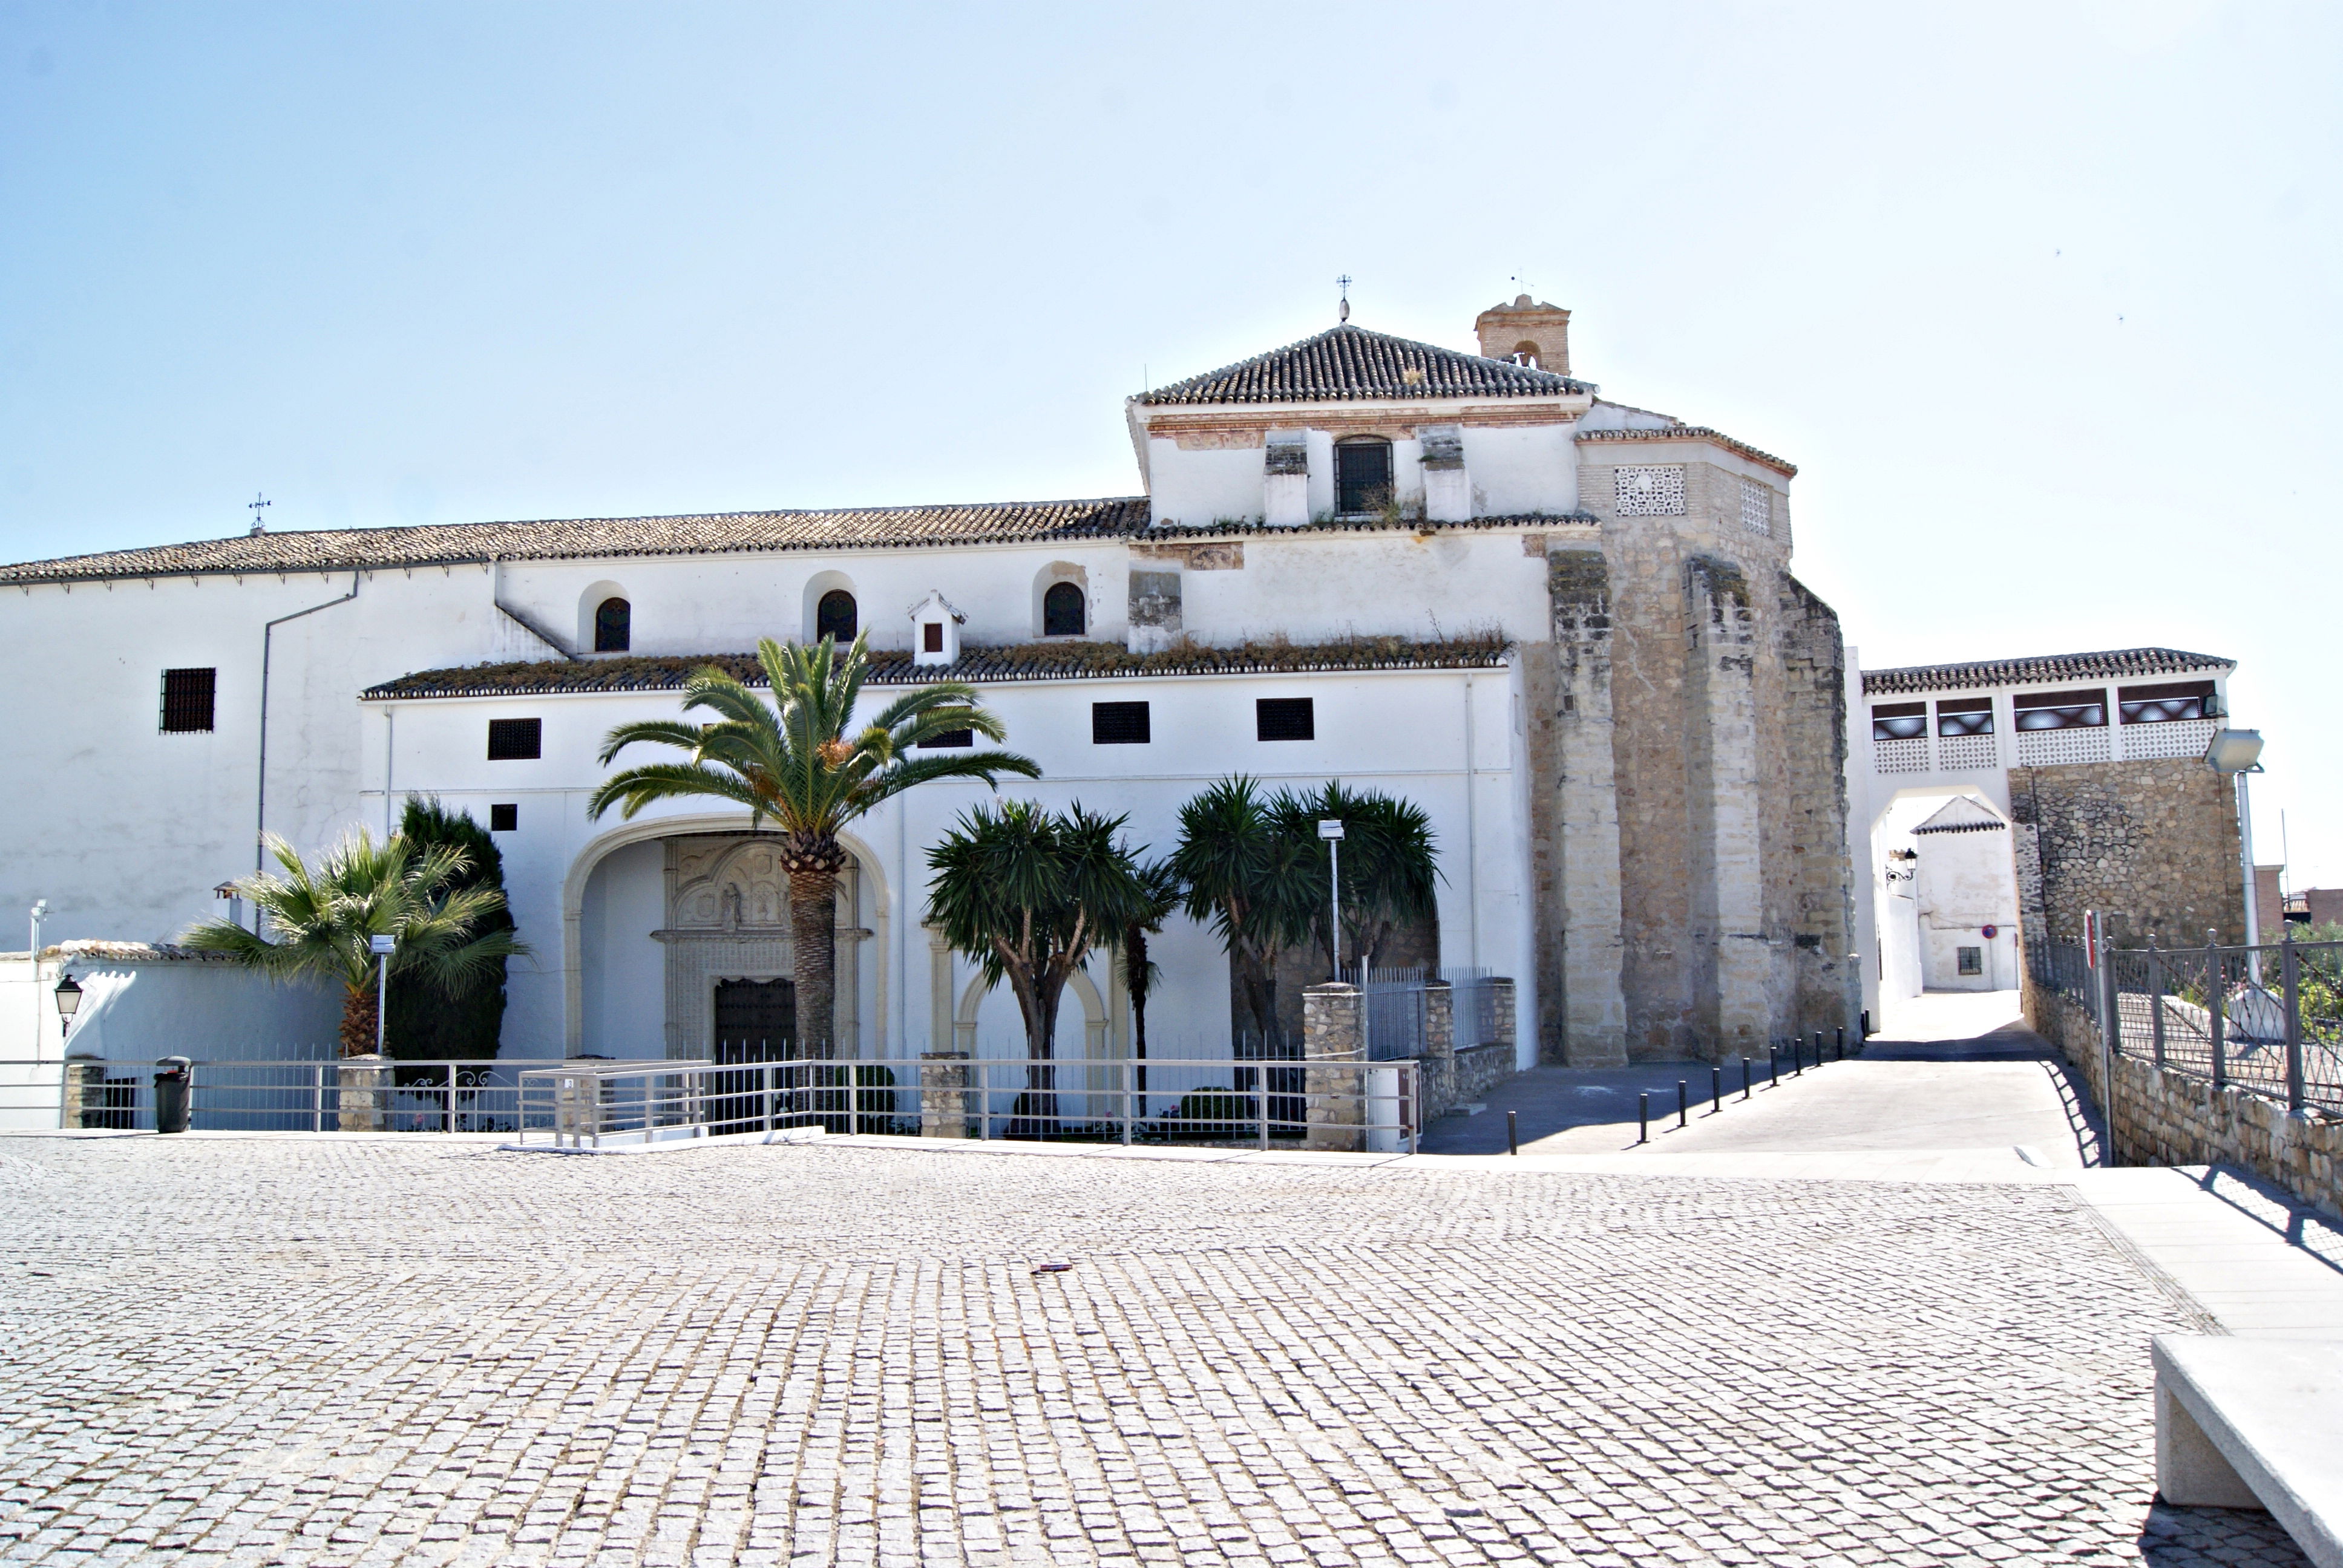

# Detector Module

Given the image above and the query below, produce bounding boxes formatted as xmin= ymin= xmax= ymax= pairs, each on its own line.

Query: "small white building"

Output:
xmin=1846 ymin=645 xmax=2237 ymax=1021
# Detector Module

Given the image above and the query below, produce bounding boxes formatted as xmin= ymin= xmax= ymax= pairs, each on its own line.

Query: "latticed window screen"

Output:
xmin=593 ymin=597 xmax=631 ymax=653
xmin=918 ymin=728 xmax=972 ymax=749
xmin=489 ymin=803 xmax=519 ymax=832
xmin=159 ymin=667 xmax=216 ymax=733
xmin=1043 ymin=582 xmax=1086 ymax=636
xmin=1091 ymin=702 xmax=1150 ymax=744
xmin=816 ymin=590 xmax=857 ymax=644
xmin=1738 ymin=478 xmax=1771 ymax=535
xmin=1256 ymin=698 xmax=1315 ymax=742
xmin=1614 ymin=466 xmax=1686 ymax=517
xmin=1334 ymin=440 xmax=1392 ymax=514
xmin=486 ymin=717 xmax=542 ymax=760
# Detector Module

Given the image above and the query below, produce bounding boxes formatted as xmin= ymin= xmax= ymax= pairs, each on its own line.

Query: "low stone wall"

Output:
xmin=2025 ymin=980 xmax=2343 ymax=1220
xmin=1452 ymin=1044 xmax=1513 ymax=1108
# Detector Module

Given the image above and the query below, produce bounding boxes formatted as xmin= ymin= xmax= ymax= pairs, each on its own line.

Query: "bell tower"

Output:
xmin=1474 ymin=295 xmax=1571 ymax=376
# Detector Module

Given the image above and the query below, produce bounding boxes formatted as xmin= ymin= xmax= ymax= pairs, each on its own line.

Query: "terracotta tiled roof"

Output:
xmin=1575 ymin=425 xmax=1798 ymax=478
xmin=0 ymin=498 xmax=1153 ymax=586
xmin=1863 ymin=647 xmax=2233 ymax=696
xmin=1136 ymin=324 xmax=1591 ymax=406
xmin=362 ymin=634 xmax=1513 ymax=701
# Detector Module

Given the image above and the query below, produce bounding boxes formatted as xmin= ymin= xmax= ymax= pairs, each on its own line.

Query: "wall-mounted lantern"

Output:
xmin=53 ymin=973 xmax=82 ymax=1038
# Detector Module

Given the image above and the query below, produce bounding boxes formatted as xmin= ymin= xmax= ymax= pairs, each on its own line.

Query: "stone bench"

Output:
xmin=2154 ymin=1334 xmax=2343 ymax=1567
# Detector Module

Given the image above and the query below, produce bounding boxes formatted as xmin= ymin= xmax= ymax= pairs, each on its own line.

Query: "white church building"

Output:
xmin=2 ymin=296 xmax=1861 ymax=1074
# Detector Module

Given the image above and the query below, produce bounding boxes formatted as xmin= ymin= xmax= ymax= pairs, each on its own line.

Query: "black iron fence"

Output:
xmin=2029 ymin=935 xmax=2343 ymax=1115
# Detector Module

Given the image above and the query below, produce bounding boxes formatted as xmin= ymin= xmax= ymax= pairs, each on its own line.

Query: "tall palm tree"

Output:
xmin=183 ymin=831 xmax=529 ymax=1057
xmin=588 ymin=633 xmax=1039 ymax=1055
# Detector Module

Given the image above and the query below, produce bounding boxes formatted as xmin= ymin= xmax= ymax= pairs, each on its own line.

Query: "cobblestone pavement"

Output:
xmin=0 ymin=1136 xmax=2312 ymax=1567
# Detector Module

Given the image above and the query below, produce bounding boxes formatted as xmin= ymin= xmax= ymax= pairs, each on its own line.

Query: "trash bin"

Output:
xmin=154 ymin=1056 xmax=192 ymax=1134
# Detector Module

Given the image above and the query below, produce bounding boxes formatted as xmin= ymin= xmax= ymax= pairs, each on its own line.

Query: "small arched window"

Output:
xmin=1043 ymin=581 xmax=1086 ymax=637
xmin=594 ymin=596 xmax=631 ymax=653
xmin=816 ymin=589 xmax=857 ymax=644
xmin=1335 ymin=438 xmax=1393 ymax=515
xmin=1510 ymin=341 xmax=1541 ymax=368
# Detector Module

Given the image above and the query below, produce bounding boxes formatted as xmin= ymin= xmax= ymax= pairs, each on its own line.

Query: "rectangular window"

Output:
xmin=1334 ymin=441 xmax=1392 ymax=514
xmin=2013 ymin=688 xmax=2107 ymax=730
xmin=1871 ymin=702 xmax=1925 ymax=742
xmin=160 ymin=667 xmax=217 ymax=733
xmin=1958 ymin=946 xmax=1983 ymax=976
xmin=1936 ymin=696 xmax=1993 ymax=737
xmin=489 ymin=803 xmax=519 ymax=832
xmin=2119 ymin=680 xmax=2214 ymax=725
xmin=918 ymin=728 xmax=972 ymax=749
xmin=1256 ymin=697 xmax=1314 ymax=742
xmin=1614 ymin=465 xmax=1687 ymax=517
xmin=1091 ymin=701 xmax=1150 ymax=744
xmin=1738 ymin=477 xmax=1771 ymax=536
xmin=486 ymin=717 xmax=542 ymax=760
xmin=922 ymin=623 xmax=944 ymax=653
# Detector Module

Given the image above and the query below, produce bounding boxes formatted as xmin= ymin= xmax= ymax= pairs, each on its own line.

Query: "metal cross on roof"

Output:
xmin=247 ymin=492 xmax=270 ymax=535
xmin=1336 ymin=274 xmax=1351 ymax=324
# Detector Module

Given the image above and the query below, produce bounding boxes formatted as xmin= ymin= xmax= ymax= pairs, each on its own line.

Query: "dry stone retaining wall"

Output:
xmin=2025 ymin=978 xmax=2343 ymax=1220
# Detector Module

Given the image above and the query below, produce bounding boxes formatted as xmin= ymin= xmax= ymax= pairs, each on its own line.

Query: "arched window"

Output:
xmin=594 ymin=596 xmax=631 ymax=652
xmin=1335 ymin=438 xmax=1393 ymax=515
xmin=1043 ymin=581 xmax=1086 ymax=637
xmin=1510 ymin=341 xmax=1541 ymax=368
xmin=816 ymin=589 xmax=857 ymax=644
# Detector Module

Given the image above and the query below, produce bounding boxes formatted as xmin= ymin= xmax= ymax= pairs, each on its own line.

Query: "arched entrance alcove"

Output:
xmin=1866 ymin=786 xmax=2020 ymax=1016
xmin=564 ymin=814 xmax=889 ymax=1059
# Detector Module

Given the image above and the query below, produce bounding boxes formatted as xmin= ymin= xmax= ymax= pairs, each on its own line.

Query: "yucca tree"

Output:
xmin=182 ymin=831 xmax=530 ymax=1057
xmin=1283 ymin=780 xmax=1440 ymax=977
xmin=588 ymin=633 xmax=1039 ymax=1054
xmin=1168 ymin=776 xmax=1321 ymax=1042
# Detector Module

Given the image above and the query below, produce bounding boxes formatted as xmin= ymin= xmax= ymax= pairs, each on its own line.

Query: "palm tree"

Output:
xmin=588 ymin=633 xmax=1038 ymax=1055
xmin=183 ymin=831 xmax=530 ymax=1057
xmin=926 ymin=799 xmax=1153 ymax=1132
xmin=1285 ymin=780 xmax=1440 ymax=977
xmin=1168 ymin=776 xmax=1320 ymax=1042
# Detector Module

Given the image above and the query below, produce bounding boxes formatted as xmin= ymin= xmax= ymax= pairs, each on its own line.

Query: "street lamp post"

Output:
xmin=369 ymin=934 xmax=396 ymax=1055
xmin=1319 ymin=820 xmax=1345 ymax=981
xmin=28 ymin=901 xmax=45 ymax=1053
xmin=2204 ymin=729 xmax=2266 ymax=969
xmin=53 ymin=973 xmax=82 ymax=1040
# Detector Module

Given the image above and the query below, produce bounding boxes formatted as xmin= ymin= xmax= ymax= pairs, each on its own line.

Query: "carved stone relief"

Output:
xmin=652 ymin=834 xmax=869 ymax=1059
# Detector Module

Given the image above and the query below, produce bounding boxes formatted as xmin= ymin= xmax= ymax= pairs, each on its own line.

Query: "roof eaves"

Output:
xmin=1575 ymin=425 xmax=1798 ymax=479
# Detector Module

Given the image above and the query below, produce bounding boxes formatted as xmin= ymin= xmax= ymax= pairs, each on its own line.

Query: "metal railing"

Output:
xmin=516 ymin=1054 xmax=1420 ymax=1152
xmin=1358 ymin=965 xmax=1499 ymax=1060
xmin=2031 ymin=935 xmax=2343 ymax=1115
xmin=25 ymin=1057 xmax=634 ymax=1133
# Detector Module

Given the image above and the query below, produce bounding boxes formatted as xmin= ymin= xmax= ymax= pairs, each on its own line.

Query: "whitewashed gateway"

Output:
xmin=0 ymin=297 xmax=1859 ymax=1070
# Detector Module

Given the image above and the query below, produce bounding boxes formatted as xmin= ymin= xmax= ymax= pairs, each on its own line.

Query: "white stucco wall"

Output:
xmin=1463 ymin=425 xmax=1579 ymax=517
xmin=1145 ymin=440 xmax=1262 ymax=528
xmin=1176 ymin=531 xmax=1551 ymax=647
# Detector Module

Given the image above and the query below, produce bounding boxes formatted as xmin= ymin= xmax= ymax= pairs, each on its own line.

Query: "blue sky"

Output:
xmin=3 ymin=1 xmax=2338 ymax=884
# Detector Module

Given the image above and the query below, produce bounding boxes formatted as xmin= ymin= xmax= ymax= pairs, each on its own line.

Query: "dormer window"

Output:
xmin=1043 ymin=581 xmax=1086 ymax=637
xmin=1335 ymin=438 xmax=1392 ymax=515
xmin=594 ymin=597 xmax=631 ymax=653
xmin=908 ymin=590 xmax=964 ymax=667
xmin=816 ymin=589 xmax=857 ymax=644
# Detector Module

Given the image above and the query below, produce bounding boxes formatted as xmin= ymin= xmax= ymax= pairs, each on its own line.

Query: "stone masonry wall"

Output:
xmin=1543 ymin=451 xmax=1859 ymax=1063
xmin=2008 ymin=759 xmax=2244 ymax=947
xmin=2025 ymin=976 xmax=2342 ymax=1220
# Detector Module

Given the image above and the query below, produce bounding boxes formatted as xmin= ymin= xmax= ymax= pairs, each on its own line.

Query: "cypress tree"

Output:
xmin=385 ymin=797 xmax=512 ymax=1060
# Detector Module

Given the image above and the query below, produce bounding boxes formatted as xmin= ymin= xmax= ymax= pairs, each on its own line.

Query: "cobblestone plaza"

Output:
xmin=0 ymin=1137 xmax=2308 ymax=1566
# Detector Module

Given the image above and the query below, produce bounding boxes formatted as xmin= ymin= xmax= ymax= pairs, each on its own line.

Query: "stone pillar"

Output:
xmin=1489 ymin=978 xmax=1518 ymax=1061
xmin=1420 ymin=981 xmax=1457 ymax=1121
xmin=1302 ymin=982 xmax=1363 ymax=1152
xmin=919 ymin=1052 xmax=971 ymax=1138
xmin=1547 ymin=548 xmax=1629 ymax=1065
xmin=60 ymin=1057 xmax=103 ymax=1129
xmin=1685 ymin=557 xmax=1770 ymax=1061
xmin=338 ymin=1054 xmax=390 ymax=1132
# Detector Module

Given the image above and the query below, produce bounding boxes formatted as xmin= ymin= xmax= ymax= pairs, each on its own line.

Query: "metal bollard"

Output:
xmin=1677 ymin=1079 xmax=1688 ymax=1129
xmin=1860 ymin=1008 xmax=1872 ymax=1040
xmin=1711 ymin=1065 xmax=1722 ymax=1114
xmin=1794 ymin=1037 xmax=1804 ymax=1077
xmin=1835 ymin=1025 xmax=1846 ymax=1060
xmin=1638 ymin=1092 xmax=1649 ymax=1145
xmin=1810 ymin=1030 xmax=1824 ymax=1068
xmin=1742 ymin=1056 xmax=1752 ymax=1100
xmin=1507 ymin=1109 xmax=1519 ymax=1157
